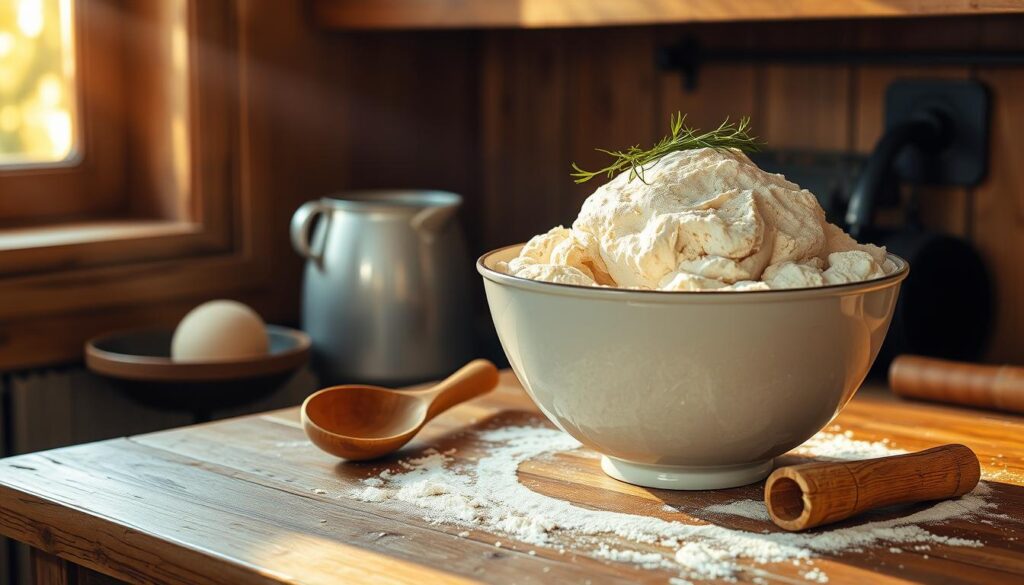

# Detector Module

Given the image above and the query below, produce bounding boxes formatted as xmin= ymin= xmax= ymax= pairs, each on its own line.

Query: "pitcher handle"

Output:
xmin=291 ymin=200 xmax=328 ymax=260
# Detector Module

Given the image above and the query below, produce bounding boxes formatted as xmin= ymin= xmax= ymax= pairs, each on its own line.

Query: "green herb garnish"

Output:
xmin=570 ymin=113 xmax=762 ymax=185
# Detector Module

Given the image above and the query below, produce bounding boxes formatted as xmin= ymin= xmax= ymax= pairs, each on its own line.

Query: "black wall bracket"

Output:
xmin=656 ymin=38 xmax=1024 ymax=92
xmin=885 ymin=79 xmax=990 ymax=188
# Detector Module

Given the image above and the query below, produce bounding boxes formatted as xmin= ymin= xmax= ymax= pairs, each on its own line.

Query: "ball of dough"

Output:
xmin=171 ymin=300 xmax=269 ymax=362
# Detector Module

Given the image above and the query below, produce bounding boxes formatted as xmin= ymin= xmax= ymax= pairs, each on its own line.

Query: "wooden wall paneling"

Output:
xmin=656 ymin=24 xmax=760 ymax=133
xmin=336 ymin=32 xmax=479 ymax=190
xmin=8 ymin=367 xmax=316 ymax=457
xmin=762 ymin=63 xmax=852 ymax=150
xmin=973 ymin=17 xmax=1024 ymax=364
xmin=236 ymin=0 xmax=355 ymax=317
xmin=329 ymin=32 xmax=483 ymax=248
xmin=9 ymin=370 xmax=190 ymax=455
xmin=755 ymin=22 xmax=857 ymax=150
xmin=0 ymin=376 xmax=6 ymax=457
xmin=657 ymin=63 xmax=759 ymax=135
xmin=124 ymin=0 xmax=191 ymax=221
xmin=6 ymin=369 xmax=79 ymax=585
xmin=480 ymin=31 xmax=570 ymax=251
xmin=31 ymin=549 xmax=72 ymax=585
xmin=564 ymin=28 xmax=659 ymax=218
xmin=10 ymin=370 xmax=74 ymax=455
xmin=0 ymin=534 xmax=7 ymax=584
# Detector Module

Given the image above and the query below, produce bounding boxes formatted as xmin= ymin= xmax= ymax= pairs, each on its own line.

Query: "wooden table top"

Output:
xmin=1 ymin=371 xmax=1022 ymax=584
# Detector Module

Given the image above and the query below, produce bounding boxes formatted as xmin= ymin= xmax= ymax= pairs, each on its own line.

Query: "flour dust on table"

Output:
xmin=349 ymin=424 xmax=1004 ymax=583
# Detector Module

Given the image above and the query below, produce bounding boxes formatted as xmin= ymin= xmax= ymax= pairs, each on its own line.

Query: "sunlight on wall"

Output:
xmin=0 ymin=0 xmax=77 ymax=166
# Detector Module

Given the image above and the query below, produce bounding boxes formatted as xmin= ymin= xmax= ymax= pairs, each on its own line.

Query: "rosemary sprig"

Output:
xmin=570 ymin=113 xmax=762 ymax=185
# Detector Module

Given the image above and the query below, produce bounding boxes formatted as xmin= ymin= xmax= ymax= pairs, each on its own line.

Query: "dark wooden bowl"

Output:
xmin=85 ymin=325 xmax=311 ymax=419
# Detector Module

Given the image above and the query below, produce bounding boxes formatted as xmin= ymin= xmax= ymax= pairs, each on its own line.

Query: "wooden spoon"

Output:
xmin=301 ymin=359 xmax=499 ymax=460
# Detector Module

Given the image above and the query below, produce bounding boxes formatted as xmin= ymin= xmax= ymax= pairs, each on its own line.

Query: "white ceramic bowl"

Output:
xmin=478 ymin=244 xmax=909 ymax=490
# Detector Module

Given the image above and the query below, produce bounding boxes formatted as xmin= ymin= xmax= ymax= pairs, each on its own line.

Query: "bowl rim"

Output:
xmin=477 ymin=243 xmax=910 ymax=302
xmin=84 ymin=324 xmax=311 ymax=382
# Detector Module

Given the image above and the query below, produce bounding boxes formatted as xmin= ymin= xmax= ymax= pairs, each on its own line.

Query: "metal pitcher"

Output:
xmin=291 ymin=191 xmax=473 ymax=385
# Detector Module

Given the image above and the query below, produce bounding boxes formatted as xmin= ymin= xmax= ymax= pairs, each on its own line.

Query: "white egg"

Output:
xmin=171 ymin=300 xmax=270 ymax=362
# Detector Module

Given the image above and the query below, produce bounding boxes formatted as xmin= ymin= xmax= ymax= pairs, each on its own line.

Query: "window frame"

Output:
xmin=0 ymin=0 xmax=125 ymax=223
xmin=0 ymin=0 xmax=276 ymax=370
xmin=0 ymin=0 xmax=238 ymax=275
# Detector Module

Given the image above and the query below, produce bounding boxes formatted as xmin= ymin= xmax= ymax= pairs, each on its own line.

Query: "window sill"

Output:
xmin=0 ymin=219 xmax=200 ymax=251
xmin=0 ymin=216 xmax=275 ymax=370
xmin=0 ymin=218 xmax=231 ymax=278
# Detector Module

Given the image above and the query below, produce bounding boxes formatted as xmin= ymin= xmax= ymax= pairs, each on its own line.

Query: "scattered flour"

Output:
xmin=794 ymin=430 xmax=905 ymax=460
xmin=272 ymin=439 xmax=312 ymax=449
xmin=595 ymin=544 xmax=670 ymax=569
xmin=803 ymin=567 xmax=829 ymax=582
xmin=348 ymin=425 xmax=1001 ymax=583
xmin=705 ymin=499 xmax=772 ymax=522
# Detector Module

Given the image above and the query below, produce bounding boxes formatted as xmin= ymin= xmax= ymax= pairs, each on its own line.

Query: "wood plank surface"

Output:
xmin=0 ymin=371 xmax=1022 ymax=584
xmin=480 ymin=31 xmax=571 ymax=251
xmin=31 ymin=549 xmax=72 ymax=585
xmin=312 ymin=0 xmax=1024 ymax=30
xmin=565 ymin=28 xmax=658 ymax=220
xmin=972 ymin=18 xmax=1024 ymax=364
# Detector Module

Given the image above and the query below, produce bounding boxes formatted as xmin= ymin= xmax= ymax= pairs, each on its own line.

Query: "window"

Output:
xmin=0 ymin=0 xmax=227 ymax=248
xmin=0 ymin=0 xmax=276 ymax=371
xmin=0 ymin=0 xmax=78 ymax=166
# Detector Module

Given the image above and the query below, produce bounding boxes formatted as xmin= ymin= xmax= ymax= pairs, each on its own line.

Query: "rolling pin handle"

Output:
xmin=889 ymin=355 xmax=1024 ymax=414
xmin=765 ymin=443 xmax=980 ymax=531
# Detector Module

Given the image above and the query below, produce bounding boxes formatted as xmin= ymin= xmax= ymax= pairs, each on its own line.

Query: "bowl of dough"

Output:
xmin=478 ymin=147 xmax=908 ymax=490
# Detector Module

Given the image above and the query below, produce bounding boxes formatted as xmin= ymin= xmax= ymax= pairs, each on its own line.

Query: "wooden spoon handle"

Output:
xmin=890 ymin=354 xmax=1024 ymax=414
xmin=422 ymin=359 xmax=500 ymax=421
xmin=765 ymin=444 xmax=980 ymax=531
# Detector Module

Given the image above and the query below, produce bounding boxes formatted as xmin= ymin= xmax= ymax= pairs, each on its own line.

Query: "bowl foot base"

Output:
xmin=600 ymin=456 xmax=774 ymax=490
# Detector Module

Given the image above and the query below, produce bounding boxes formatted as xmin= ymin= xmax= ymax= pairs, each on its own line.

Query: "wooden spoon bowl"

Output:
xmin=302 ymin=359 xmax=499 ymax=460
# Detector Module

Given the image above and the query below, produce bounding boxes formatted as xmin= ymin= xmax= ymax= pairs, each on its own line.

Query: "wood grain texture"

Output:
xmin=7 ymin=365 xmax=317 ymax=456
xmin=890 ymin=355 xmax=1024 ymax=413
xmin=565 ymin=28 xmax=658 ymax=219
xmin=972 ymin=17 xmax=1024 ymax=364
xmin=480 ymin=31 xmax=570 ymax=251
xmin=32 ymin=549 xmax=72 ymax=585
xmin=762 ymin=64 xmax=852 ymax=150
xmin=0 ymin=371 xmax=1022 ymax=584
xmin=312 ymin=0 xmax=1024 ymax=30
xmin=765 ymin=444 xmax=980 ymax=531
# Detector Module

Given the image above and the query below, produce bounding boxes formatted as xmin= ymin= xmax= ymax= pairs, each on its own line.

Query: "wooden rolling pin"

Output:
xmin=890 ymin=355 xmax=1024 ymax=414
xmin=764 ymin=444 xmax=979 ymax=531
